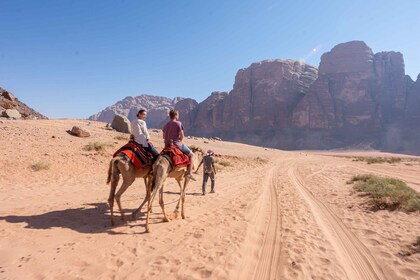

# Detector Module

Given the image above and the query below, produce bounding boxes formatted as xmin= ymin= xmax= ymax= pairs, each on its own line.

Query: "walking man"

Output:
xmin=195 ymin=150 xmax=216 ymax=195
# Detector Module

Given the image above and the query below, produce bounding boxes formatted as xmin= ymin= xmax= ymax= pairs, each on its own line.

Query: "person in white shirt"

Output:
xmin=130 ymin=109 xmax=159 ymax=161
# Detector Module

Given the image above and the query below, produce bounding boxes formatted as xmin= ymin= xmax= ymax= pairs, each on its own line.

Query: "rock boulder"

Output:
xmin=111 ymin=114 xmax=131 ymax=133
xmin=71 ymin=126 xmax=91 ymax=137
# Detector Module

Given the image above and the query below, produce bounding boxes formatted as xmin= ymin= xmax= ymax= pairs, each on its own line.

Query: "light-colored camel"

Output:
xmin=143 ymin=154 xmax=196 ymax=233
xmin=106 ymin=153 xmax=153 ymax=226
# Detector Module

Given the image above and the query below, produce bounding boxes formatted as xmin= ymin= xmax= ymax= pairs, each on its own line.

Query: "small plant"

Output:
xmin=217 ymin=160 xmax=232 ymax=167
xmin=352 ymin=157 xmax=402 ymax=164
xmin=30 ymin=161 xmax=50 ymax=171
xmin=189 ymin=145 xmax=204 ymax=155
xmin=348 ymin=174 xmax=420 ymax=212
xmin=83 ymin=142 xmax=110 ymax=152
xmin=114 ymin=135 xmax=128 ymax=141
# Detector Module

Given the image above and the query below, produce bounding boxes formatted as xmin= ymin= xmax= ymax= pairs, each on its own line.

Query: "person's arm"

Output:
xmin=179 ymin=129 xmax=184 ymax=142
xmin=195 ymin=159 xmax=203 ymax=173
xmin=212 ymin=158 xmax=216 ymax=175
xmin=141 ymin=121 xmax=150 ymax=140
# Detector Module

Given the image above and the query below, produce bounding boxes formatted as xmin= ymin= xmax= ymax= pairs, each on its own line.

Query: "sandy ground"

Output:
xmin=0 ymin=119 xmax=419 ymax=280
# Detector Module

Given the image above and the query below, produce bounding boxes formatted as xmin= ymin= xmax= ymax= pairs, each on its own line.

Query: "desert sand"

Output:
xmin=0 ymin=119 xmax=419 ymax=280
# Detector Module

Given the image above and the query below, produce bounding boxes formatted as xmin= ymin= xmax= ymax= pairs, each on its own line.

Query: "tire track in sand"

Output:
xmin=288 ymin=162 xmax=387 ymax=280
xmin=252 ymin=167 xmax=283 ymax=280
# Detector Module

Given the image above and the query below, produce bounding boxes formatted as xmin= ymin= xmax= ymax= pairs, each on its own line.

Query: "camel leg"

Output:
xmin=108 ymin=181 xmax=118 ymax=226
xmin=146 ymin=181 xmax=162 ymax=233
xmin=173 ymin=179 xmax=184 ymax=214
xmin=132 ymin=177 xmax=151 ymax=219
xmin=159 ymin=184 xmax=170 ymax=222
xmin=115 ymin=176 xmax=135 ymax=222
xmin=181 ymin=177 xmax=190 ymax=219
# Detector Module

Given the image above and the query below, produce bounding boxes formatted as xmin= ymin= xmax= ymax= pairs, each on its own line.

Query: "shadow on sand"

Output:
xmin=0 ymin=203 xmax=149 ymax=234
xmin=164 ymin=191 xmax=203 ymax=196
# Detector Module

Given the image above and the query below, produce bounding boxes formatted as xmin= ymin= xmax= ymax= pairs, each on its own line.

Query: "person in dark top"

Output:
xmin=162 ymin=109 xmax=196 ymax=180
xmin=195 ymin=150 xmax=216 ymax=195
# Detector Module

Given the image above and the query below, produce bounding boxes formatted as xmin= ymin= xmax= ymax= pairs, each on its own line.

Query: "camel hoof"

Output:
xmin=163 ymin=216 xmax=170 ymax=222
xmin=181 ymin=215 xmax=186 ymax=219
xmin=145 ymin=228 xmax=151 ymax=233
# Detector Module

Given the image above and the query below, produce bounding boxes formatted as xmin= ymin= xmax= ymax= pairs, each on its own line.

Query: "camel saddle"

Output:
xmin=113 ymin=140 xmax=153 ymax=169
xmin=160 ymin=145 xmax=190 ymax=168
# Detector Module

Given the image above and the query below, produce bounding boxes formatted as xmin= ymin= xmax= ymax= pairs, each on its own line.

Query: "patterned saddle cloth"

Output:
xmin=113 ymin=140 xmax=153 ymax=169
xmin=160 ymin=145 xmax=190 ymax=168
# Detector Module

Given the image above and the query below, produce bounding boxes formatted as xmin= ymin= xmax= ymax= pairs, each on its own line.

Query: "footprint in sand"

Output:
xmin=149 ymin=256 xmax=169 ymax=266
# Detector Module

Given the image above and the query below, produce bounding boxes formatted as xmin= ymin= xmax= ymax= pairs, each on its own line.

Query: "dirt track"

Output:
xmin=0 ymin=120 xmax=419 ymax=279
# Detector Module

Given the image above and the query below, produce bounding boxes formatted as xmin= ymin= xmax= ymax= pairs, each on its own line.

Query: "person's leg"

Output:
xmin=202 ymin=173 xmax=209 ymax=195
xmin=143 ymin=144 xmax=159 ymax=162
xmin=210 ymin=172 xmax=215 ymax=193
xmin=179 ymin=144 xmax=195 ymax=178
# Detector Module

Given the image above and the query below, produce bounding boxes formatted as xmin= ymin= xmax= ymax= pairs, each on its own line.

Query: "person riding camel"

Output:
xmin=130 ymin=109 xmax=159 ymax=162
xmin=162 ymin=109 xmax=196 ymax=181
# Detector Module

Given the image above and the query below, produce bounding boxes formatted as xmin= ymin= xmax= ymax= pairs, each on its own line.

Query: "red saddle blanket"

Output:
xmin=161 ymin=146 xmax=190 ymax=168
xmin=113 ymin=141 xmax=153 ymax=169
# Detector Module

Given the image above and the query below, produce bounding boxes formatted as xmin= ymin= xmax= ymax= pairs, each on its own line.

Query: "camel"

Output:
xmin=106 ymin=153 xmax=153 ymax=226
xmin=140 ymin=151 xmax=199 ymax=233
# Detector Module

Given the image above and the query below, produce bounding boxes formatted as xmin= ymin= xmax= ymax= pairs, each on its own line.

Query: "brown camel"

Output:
xmin=106 ymin=153 xmax=153 ymax=226
xmin=142 ymin=153 xmax=197 ymax=233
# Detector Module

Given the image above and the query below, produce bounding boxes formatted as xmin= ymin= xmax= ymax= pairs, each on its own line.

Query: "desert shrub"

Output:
xmin=348 ymin=174 xmax=420 ymax=212
xmin=83 ymin=142 xmax=110 ymax=152
xmin=217 ymin=160 xmax=232 ymax=167
xmin=114 ymin=135 xmax=128 ymax=141
xmin=189 ymin=145 xmax=204 ymax=155
xmin=352 ymin=157 xmax=402 ymax=164
xmin=30 ymin=161 xmax=50 ymax=171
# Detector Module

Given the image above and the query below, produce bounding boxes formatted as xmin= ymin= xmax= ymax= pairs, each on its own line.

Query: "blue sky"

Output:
xmin=1 ymin=0 xmax=419 ymax=118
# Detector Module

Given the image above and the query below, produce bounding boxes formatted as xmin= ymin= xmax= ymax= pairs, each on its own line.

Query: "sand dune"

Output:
xmin=0 ymin=119 xmax=419 ymax=279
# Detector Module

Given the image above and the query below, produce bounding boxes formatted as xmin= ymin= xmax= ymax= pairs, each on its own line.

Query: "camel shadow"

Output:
xmin=164 ymin=190 xmax=202 ymax=196
xmin=0 ymin=202 xmax=147 ymax=234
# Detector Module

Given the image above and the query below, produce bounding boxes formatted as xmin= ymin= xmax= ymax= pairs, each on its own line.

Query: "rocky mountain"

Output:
xmin=89 ymin=95 xmax=184 ymax=128
xmin=0 ymin=87 xmax=47 ymax=120
xmin=90 ymin=41 xmax=420 ymax=154
xmin=178 ymin=41 xmax=420 ymax=154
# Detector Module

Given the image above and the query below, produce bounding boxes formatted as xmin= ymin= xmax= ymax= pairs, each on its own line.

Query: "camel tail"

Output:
xmin=107 ymin=158 xmax=120 ymax=185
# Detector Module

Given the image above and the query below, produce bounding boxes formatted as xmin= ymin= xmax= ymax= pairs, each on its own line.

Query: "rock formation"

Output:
xmin=89 ymin=95 xmax=184 ymax=128
xmin=0 ymin=87 xmax=47 ymax=120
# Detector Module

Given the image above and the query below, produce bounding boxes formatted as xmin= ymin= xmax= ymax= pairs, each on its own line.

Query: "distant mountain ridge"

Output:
xmin=88 ymin=95 xmax=184 ymax=128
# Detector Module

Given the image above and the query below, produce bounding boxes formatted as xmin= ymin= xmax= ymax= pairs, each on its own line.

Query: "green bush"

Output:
xmin=348 ymin=174 xmax=420 ymax=212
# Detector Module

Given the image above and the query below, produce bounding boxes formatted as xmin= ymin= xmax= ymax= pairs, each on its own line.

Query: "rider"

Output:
xmin=130 ymin=109 xmax=159 ymax=161
xmin=162 ymin=109 xmax=196 ymax=180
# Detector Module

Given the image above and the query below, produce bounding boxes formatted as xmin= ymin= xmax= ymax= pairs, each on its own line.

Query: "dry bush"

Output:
xmin=348 ymin=174 xmax=420 ymax=212
xmin=30 ymin=161 xmax=50 ymax=171
xmin=352 ymin=156 xmax=402 ymax=164
xmin=189 ymin=145 xmax=205 ymax=155
xmin=114 ymin=135 xmax=128 ymax=141
xmin=83 ymin=142 xmax=111 ymax=152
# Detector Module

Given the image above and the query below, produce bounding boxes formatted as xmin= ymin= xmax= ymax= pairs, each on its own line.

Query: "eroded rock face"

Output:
xmin=89 ymin=95 xmax=184 ymax=128
xmin=0 ymin=87 xmax=47 ymax=119
xmin=181 ymin=60 xmax=318 ymax=134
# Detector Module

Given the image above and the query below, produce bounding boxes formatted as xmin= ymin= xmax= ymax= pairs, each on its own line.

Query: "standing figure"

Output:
xmin=131 ymin=109 xmax=159 ymax=161
xmin=162 ymin=109 xmax=196 ymax=180
xmin=195 ymin=150 xmax=216 ymax=195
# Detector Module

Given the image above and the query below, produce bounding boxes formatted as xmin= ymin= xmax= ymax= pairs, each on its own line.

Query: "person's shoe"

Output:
xmin=210 ymin=189 xmax=215 ymax=193
xmin=202 ymin=191 xmax=206 ymax=196
xmin=185 ymin=173 xmax=197 ymax=181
